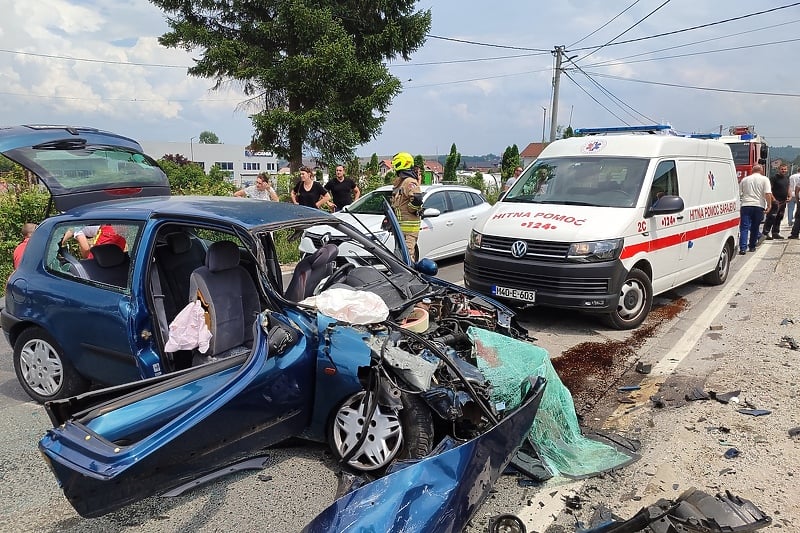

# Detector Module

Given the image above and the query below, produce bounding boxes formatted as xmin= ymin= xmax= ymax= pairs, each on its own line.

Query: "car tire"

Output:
xmin=703 ymin=242 xmax=732 ymax=285
xmin=603 ymin=267 xmax=652 ymax=330
xmin=329 ymin=390 xmax=433 ymax=473
xmin=13 ymin=327 xmax=88 ymax=403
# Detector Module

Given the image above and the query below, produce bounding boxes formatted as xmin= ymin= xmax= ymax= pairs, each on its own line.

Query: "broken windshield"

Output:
xmin=503 ymin=157 xmax=649 ymax=208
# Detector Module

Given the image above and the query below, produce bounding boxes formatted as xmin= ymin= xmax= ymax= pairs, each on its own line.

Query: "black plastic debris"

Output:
xmin=488 ymin=513 xmax=526 ymax=533
xmin=724 ymin=447 xmax=740 ymax=459
xmin=685 ymin=387 xmax=710 ymax=401
xmin=579 ymin=487 xmax=771 ymax=532
xmin=780 ymin=318 xmax=794 ymax=325
xmin=635 ymin=362 xmax=652 ymax=374
xmin=789 ymin=427 xmax=800 ymax=438
xmin=650 ymin=395 xmax=665 ymax=408
xmin=564 ymin=494 xmax=583 ymax=510
xmin=708 ymin=390 xmax=740 ymax=404
xmin=778 ymin=335 xmax=799 ymax=350
xmin=737 ymin=408 xmax=772 ymax=417
xmin=619 ymin=385 xmax=641 ymax=392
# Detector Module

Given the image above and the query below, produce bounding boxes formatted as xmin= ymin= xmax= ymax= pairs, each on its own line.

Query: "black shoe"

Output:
xmin=749 ymin=247 xmax=756 ymax=252
xmin=765 ymin=235 xmax=774 ymax=240
xmin=739 ymin=250 xmax=747 ymax=255
xmin=789 ymin=235 xmax=799 ymax=240
xmin=773 ymin=234 xmax=784 ymax=239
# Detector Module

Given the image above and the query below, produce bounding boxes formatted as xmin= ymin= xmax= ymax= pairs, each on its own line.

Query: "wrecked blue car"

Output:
xmin=1 ymin=126 xmax=545 ymax=524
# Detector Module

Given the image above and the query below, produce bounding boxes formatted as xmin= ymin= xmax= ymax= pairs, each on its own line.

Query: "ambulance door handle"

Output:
xmin=676 ymin=215 xmax=684 ymax=220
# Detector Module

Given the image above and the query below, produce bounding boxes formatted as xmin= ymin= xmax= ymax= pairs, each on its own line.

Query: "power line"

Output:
xmin=0 ymin=90 xmax=241 ymax=103
xmin=575 ymin=0 xmax=672 ymax=62
xmin=584 ymin=72 xmax=800 ymax=97
xmin=570 ymin=1 xmax=800 ymax=53
xmin=403 ymin=66 xmax=552 ymax=89
xmin=425 ymin=34 xmax=549 ymax=52
xmin=563 ymin=71 xmax=631 ymax=125
xmin=389 ymin=51 xmax=548 ymax=67
xmin=568 ymin=0 xmax=643 ymax=48
xmin=568 ymin=60 xmax=656 ymax=123
xmin=0 ymin=48 xmax=192 ymax=69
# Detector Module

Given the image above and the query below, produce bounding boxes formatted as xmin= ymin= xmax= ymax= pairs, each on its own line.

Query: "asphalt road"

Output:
xmin=0 ymin=250 xmax=781 ymax=532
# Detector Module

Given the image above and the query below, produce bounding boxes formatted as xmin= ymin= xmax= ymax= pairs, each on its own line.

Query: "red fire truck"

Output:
xmin=718 ymin=125 xmax=769 ymax=181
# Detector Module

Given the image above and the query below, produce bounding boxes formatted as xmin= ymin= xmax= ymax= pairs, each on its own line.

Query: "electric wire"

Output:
xmin=568 ymin=0 xmax=643 ymax=48
xmin=575 ymin=0 xmax=672 ymax=63
xmin=584 ymin=72 xmax=800 ymax=98
xmin=563 ymin=70 xmax=631 ymax=125
xmin=569 ymin=61 xmax=657 ymax=124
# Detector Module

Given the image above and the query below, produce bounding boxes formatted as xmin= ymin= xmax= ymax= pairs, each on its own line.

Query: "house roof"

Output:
xmin=520 ymin=142 xmax=548 ymax=159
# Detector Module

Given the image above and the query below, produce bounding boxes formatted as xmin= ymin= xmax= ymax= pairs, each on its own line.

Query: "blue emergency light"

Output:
xmin=574 ymin=124 xmax=672 ymax=135
xmin=687 ymin=133 xmax=721 ymax=139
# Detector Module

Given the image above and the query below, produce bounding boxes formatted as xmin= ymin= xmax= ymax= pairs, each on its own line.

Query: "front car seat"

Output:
xmin=284 ymin=244 xmax=338 ymax=302
xmin=188 ymin=240 xmax=260 ymax=358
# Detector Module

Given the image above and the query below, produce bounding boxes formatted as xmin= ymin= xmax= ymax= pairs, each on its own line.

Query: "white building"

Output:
xmin=139 ymin=141 xmax=280 ymax=188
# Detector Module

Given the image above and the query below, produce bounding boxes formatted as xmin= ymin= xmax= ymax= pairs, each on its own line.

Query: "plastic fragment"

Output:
xmin=618 ymin=385 xmax=641 ymax=392
xmin=779 ymin=335 xmax=799 ymax=350
xmin=788 ymin=427 xmax=800 ymax=437
xmin=685 ymin=387 xmax=710 ymax=401
xmin=737 ymin=408 xmax=772 ymax=417
xmin=709 ymin=390 xmax=741 ymax=404
xmin=724 ymin=448 xmax=740 ymax=459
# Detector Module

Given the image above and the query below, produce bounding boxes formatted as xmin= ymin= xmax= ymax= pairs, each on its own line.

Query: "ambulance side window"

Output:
xmin=650 ymin=161 xmax=678 ymax=206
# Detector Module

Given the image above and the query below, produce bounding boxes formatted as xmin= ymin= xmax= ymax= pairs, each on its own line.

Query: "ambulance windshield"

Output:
xmin=503 ymin=157 xmax=648 ymax=208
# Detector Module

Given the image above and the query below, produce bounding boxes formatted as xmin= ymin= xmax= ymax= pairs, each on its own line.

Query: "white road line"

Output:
xmin=517 ymin=245 xmax=766 ymax=532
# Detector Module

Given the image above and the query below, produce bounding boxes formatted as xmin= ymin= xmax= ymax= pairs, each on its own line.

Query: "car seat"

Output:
xmin=284 ymin=244 xmax=338 ymax=302
xmin=188 ymin=240 xmax=260 ymax=358
xmin=78 ymin=244 xmax=131 ymax=287
xmin=155 ymin=231 xmax=207 ymax=321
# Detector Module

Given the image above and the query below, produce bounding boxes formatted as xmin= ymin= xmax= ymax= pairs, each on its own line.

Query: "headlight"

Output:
xmin=567 ymin=238 xmax=622 ymax=262
xmin=469 ymin=230 xmax=483 ymax=249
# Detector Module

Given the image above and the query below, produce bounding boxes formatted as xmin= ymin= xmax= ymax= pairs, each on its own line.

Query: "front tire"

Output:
xmin=13 ymin=327 xmax=88 ymax=403
xmin=703 ymin=242 xmax=732 ymax=285
xmin=329 ymin=390 xmax=433 ymax=472
xmin=604 ymin=268 xmax=652 ymax=330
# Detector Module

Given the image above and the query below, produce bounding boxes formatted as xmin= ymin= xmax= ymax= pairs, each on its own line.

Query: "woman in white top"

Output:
xmin=234 ymin=173 xmax=279 ymax=201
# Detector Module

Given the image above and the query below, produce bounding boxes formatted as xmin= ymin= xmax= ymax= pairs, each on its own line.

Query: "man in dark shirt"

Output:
xmin=324 ymin=165 xmax=360 ymax=212
xmin=763 ymin=164 xmax=790 ymax=239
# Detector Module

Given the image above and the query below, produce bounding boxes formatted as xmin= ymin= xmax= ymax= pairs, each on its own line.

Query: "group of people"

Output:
xmin=738 ymin=163 xmax=800 ymax=255
xmin=234 ymin=166 xmax=361 ymax=212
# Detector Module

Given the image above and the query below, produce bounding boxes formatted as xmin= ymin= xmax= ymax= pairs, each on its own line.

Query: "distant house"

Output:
xmin=520 ymin=142 xmax=548 ymax=167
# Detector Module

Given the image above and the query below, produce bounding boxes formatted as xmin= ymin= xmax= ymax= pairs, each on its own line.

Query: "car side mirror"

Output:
xmin=760 ymin=145 xmax=769 ymax=159
xmin=646 ymin=195 xmax=684 ymax=217
xmin=414 ymin=258 xmax=438 ymax=276
xmin=421 ymin=208 xmax=441 ymax=218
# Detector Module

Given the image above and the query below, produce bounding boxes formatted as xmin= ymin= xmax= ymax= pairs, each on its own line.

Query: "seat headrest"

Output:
xmin=206 ymin=240 xmax=241 ymax=272
xmin=91 ymin=244 xmax=126 ymax=267
xmin=166 ymin=232 xmax=192 ymax=254
xmin=310 ymin=243 xmax=338 ymax=267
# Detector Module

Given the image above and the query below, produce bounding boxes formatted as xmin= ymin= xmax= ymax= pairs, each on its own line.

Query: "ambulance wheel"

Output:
xmin=605 ymin=268 xmax=652 ymax=330
xmin=703 ymin=242 xmax=732 ymax=285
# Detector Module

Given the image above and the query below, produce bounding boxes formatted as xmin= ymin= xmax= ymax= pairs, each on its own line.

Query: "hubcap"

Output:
xmin=718 ymin=249 xmax=730 ymax=278
xmin=332 ymin=391 xmax=403 ymax=471
xmin=18 ymin=339 xmax=63 ymax=397
xmin=617 ymin=279 xmax=645 ymax=320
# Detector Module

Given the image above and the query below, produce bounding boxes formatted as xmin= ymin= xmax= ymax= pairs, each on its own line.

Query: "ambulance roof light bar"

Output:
xmin=574 ymin=124 xmax=673 ymax=135
xmin=687 ymin=133 xmax=721 ymax=139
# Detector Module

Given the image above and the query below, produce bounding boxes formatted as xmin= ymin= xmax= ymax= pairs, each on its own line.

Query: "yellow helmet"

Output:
xmin=392 ymin=152 xmax=414 ymax=172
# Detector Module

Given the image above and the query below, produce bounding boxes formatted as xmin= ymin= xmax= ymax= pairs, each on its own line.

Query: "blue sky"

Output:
xmin=1 ymin=0 xmax=798 ymax=157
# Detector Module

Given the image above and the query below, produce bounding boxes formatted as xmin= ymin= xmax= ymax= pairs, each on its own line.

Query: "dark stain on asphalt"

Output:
xmin=552 ymin=298 xmax=688 ymax=414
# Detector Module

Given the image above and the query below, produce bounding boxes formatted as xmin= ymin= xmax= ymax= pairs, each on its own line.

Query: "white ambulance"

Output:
xmin=464 ymin=125 xmax=740 ymax=329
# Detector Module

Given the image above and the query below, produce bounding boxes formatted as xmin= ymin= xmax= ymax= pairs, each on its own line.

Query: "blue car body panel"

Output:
xmin=303 ymin=376 xmax=547 ymax=533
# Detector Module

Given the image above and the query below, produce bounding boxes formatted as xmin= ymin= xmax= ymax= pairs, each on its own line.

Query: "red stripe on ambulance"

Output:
xmin=620 ymin=217 xmax=740 ymax=259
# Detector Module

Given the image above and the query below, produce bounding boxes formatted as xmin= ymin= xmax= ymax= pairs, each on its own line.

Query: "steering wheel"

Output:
xmin=318 ymin=262 xmax=355 ymax=293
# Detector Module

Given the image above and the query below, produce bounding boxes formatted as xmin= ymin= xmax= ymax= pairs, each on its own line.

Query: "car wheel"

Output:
xmin=13 ymin=327 xmax=88 ymax=403
xmin=604 ymin=268 xmax=652 ymax=330
xmin=703 ymin=242 xmax=732 ymax=285
xmin=329 ymin=390 xmax=433 ymax=472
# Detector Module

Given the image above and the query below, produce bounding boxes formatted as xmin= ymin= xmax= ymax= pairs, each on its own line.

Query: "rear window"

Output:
xmin=4 ymin=144 xmax=167 ymax=194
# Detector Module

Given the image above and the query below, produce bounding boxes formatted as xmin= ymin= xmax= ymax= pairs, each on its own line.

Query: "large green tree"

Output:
xmin=501 ymin=144 xmax=520 ymax=179
xmin=152 ymin=1 xmax=430 ymax=171
xmin=198 ymin=131 xmax=220 ymax=144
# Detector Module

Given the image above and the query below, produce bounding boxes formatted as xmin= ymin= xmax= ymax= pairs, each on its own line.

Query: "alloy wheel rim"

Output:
xmin=19 ymin=339 xmax=63 ymax=396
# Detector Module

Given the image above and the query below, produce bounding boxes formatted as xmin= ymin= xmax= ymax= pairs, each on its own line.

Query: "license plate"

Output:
xmin=492 ymin=286 xmax=535 ymax=303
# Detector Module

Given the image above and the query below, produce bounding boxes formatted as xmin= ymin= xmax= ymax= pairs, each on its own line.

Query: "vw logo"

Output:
xmin=510 ymin=240 xmax=528 ymax=258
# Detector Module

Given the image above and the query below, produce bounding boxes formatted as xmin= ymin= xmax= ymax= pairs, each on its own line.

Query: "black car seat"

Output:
xmin=155 ymin=231 xmax=207 ymax=321
xmin=79 ymin=244 xmax=131 ymax=287
xmin=284 ymin=244 xmax=338 ymax=302
xmin=188 ymin=240 xmax=260 ymax=358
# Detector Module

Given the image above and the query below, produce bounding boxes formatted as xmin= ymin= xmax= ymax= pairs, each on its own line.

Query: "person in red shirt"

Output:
xmin=13 ymin=223 xmax=37 ymax=269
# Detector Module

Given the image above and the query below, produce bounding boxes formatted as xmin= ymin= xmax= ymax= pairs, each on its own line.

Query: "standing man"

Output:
xmin=324 ymin=165 xmax=360 ymax=212
xmin=391 ymin=152 xmax=424 ymax=261
xmin=739 ymin=164 xmax=773 ymax=254
xmin=13 ymin=223 xmax=37 ymax=269
xmin=787 ymin=167 xmax=800 ymax=227
xmin=762 ymin=163 xmax=790 ymax=239
xmin=234 ymin=173 xmax=279 ymax=201
xmin=503 ymin=166 xmax=523 ymax=192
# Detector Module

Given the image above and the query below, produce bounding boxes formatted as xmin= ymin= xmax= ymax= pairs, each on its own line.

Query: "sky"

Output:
xmin=1 ymin=0 xmax=799 ymax=159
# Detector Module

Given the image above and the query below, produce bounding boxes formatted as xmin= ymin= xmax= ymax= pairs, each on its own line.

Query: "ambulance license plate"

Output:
xmin=492 ymin=286 xmax=535 ymax=303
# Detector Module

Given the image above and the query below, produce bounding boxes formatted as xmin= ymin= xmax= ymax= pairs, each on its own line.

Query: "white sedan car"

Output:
xmin=303 ymin=184 xmax=491 ymax=262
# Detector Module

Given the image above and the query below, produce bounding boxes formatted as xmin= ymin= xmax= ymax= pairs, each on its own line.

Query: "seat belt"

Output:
xmin=149 ymin=259 xmax=173 ymax=368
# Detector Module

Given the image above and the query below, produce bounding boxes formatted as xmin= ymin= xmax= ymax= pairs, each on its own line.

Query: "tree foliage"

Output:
xmin=151 ymin=0 xmax=431 ymax=171
xmin=157 ymin=159 xmax=236 ymax=197
xmin=443 ymin=143 xmax=461 ymax=182
xmin=198 ymin=131 xmax=220 ymax=144
xmin=414 ymin=154 xmax=425 ymax=170
xmin=501 ymin=144 xmax=521 ymax=179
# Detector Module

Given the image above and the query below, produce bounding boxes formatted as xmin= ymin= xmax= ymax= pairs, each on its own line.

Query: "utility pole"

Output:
xmin=541 ymin=106 xmax=547 ymax=143
xmin=549 ymin=46 xmax=564 ymax=142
